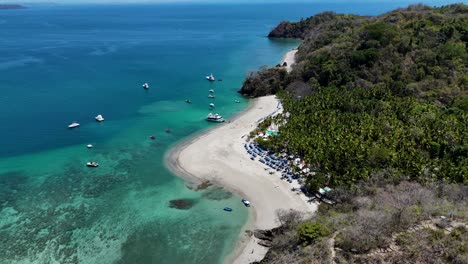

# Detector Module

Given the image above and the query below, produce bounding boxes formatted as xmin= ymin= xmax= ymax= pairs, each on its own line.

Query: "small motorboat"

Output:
xmin=209 ymin=103 xmax=215 ymax=109
xmin=235 ymin=100 xmax=240 ymax=103
xmin=68 ymin=122 xmax=80 ymax=128
xmin=150 ymin=135 xmax=156 ymax=140
xmin=165 ymin=128 xmax=171 ymax=133
xmin=95 ymin=114 xmax=104 ymax=122
xmin=142 ymin=83 xmax=149 ymax=89
xmin=206 ymin=74 xmax=215 ymax=81
xmin=223 ymin=207 xmax=233 ymax=212
xmin=209 ymin=89 xmax=214 ymax=93
xmin=185 ymin=99 xmax=192 ymax=103
xmin=87 ymin=144 xmax=93 ymax=148
xmin=241 ymin=198 xmax=250 ymax=207
xmin=208 ymin=95 xmax=215 ymax=98
xmin=86 ymin=161 xmax=99 ymax=167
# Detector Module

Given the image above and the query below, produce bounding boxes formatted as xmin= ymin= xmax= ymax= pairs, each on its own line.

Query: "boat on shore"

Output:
xmin=241 ymin=198 xmax=250 ymax=207
xmin=86 ymin=161 xmax=99 ymax=167
xmin=206 ymin=113 xmax=225 ymax=123
xmin=206 ymin=74 xmax=215 ymax=81
xmin=95 ymin=114 xmax=104 ymax=122
xmin=68 ymin=122 xmax=80 ymax=128
xmin=142 ymin=83 xmax=149 ymax=89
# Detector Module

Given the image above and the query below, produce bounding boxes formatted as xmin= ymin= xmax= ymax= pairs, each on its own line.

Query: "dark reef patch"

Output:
xmin=168 ymin=198 xmax=196 ymax=210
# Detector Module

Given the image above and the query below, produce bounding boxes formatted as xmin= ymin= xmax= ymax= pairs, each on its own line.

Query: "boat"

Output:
xmin=86 ymin=161 xmax=99 ymax=167
xmin=165 ymin=128 xmax=171 ymax=133
xmin=209 ymin=103 xmax=215 ymax=108
xmin=206 ymin=113 xmax=225 ymax=123
xmin=223 ymin=207 xmax=233 ymax=212
xmin=208 ymin=95 xmax=215 ymax=98
xmin=242 ymin=198 xmax=251 ymax=207
xmin=95 ymin=114 xmax=104 ymax=122
xmin=209 ymin=89 xmax=214 ymax=93
xmin=235 ymin=100 xmax=240 ymax=103
xmin=142 ymin=83 xmax=149 ymax=89
xmin=206 ymin=74 xmax=215 ymax=81
xmin=185 ymin=99 xmax=192 ymax=103
xmin=68 ymin=122 xmax=80 ymax=128
xmin=150 ymin=135 xmax=155 ymax=140
xmin=87 ymin=144 xmax=93 ymax=148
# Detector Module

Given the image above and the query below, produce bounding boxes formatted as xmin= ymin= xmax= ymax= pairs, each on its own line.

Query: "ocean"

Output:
xmin=0 ymin=2 xmax=454 ymax=263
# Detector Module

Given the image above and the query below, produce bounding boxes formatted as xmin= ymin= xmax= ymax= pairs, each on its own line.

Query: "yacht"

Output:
xmin=142 ymin=83 xmax=149 ymax=89
xmin=206 ymin=74 xmax=215 ymax=81
xmin=208 ymin=94 xmax=215 ymax=98
xmin=209 ymin=103 xmax=215 ymax=108
xmin=86 ymin=161 xmax=99 ymax=167
xmin=206 ymin=113 xmax=225 ymax=123
xmin=68 ymin=122 xmax=80 ymax=129
xmin=95 ymin=114 xmax=104 ymax=122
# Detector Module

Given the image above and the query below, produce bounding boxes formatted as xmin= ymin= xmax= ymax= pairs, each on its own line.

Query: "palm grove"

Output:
xmin=239 ymin=4 xmax=467 ymax=263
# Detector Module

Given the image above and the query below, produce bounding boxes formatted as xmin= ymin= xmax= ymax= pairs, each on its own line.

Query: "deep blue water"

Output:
xmin=0 ymin=2 xmax=457 ymax=263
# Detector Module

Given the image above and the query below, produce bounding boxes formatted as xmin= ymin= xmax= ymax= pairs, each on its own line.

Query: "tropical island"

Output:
xmin=169 ymin=3 xmax=466 ymax=264
xmin=240 ymin=3 xmax=467 ymax=263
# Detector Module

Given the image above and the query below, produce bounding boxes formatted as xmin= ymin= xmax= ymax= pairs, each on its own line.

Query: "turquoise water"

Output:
xmin=0 ymin=2 xmax=451 ymax=263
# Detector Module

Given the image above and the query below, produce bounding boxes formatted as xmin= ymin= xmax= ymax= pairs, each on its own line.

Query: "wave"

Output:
xmin=90 ymin=45 xmax=118 ymax=56
xmin=0 ymin=56 xmax=43 ymax=71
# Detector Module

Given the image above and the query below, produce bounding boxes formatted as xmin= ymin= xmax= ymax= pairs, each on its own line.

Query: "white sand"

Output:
xmin=166 ymin=95 xmax=317 ymax=263
xmin=281 ymin=48 xmax=297 ymax=73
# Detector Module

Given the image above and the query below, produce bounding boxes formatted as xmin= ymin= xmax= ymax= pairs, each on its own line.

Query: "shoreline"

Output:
xmin=165 ymin=48 xmax=316 ymax=264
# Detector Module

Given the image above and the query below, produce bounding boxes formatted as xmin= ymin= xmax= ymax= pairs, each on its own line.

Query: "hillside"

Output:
xmin=244 ymin=4 xmax=468 ymax=263
xmin=242 ymin=3 xmax=467 ymax=188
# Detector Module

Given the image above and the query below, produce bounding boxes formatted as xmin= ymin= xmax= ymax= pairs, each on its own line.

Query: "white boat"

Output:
xmin=95 ymin=114 xmax=104 ymax=122
xmin=86 ymin=161 xmax=99 ymax=167
xmin=142 ymin=83 xmax=149 ymax=89
xmin=68 ymin=122 xmax=80 ymax=128
xmin=206 ymin=74 xmax=215 ymax=81
xmin=87 ymin=144 xmax=93 ymax=148
xmin=242 ymin=198 xmax=251 ymax=207
xmin=209 ymin=103 xmax=215 ymax=108
xmin=206 ymin=113 xmax=225 ymax=123
xmin=209 ymin=89 xmax=214 ymax=93
xmin=208 ymin=94 xmax=215 ymax=98
xmin=235 ymin=100 xmax=240 ymax=103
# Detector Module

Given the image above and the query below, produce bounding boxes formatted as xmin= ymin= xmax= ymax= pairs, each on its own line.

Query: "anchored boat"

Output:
xmin=206 ymin=113 xmax=225 ymax=123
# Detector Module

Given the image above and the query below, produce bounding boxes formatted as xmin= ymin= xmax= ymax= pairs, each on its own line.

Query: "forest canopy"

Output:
xmin=241 ymin=4 xmax=467 ymax=190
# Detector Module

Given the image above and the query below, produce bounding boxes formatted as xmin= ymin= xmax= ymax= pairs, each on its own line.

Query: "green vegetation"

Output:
xmin=247 ymin=4 xmax=468 ymax=263
xmin=296 ymin=221 xmax=331 ymax=246
xmin=242 ymin=4 xmax=467 ymax=190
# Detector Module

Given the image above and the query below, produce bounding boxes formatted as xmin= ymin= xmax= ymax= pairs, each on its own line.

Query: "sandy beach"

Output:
xmin=281 ymin=48 xmax=297 ymax=72
xmin=167 ymin=95 xmax=318 ymax=264
xmin=166 ymin=47 xmax=314 ymax=263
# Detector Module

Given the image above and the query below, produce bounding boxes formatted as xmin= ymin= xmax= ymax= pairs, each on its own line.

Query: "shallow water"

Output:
xmin=0 ymin=2 xmax=444 ymax=263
